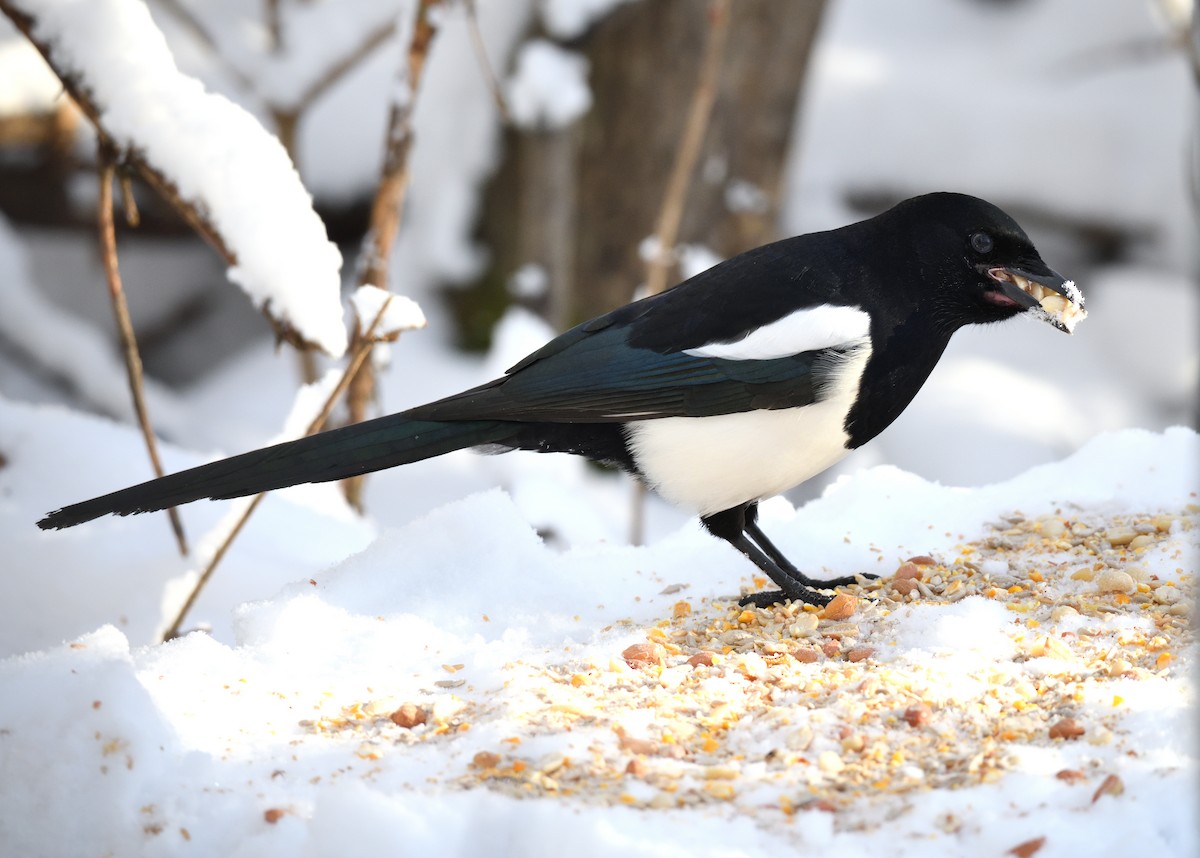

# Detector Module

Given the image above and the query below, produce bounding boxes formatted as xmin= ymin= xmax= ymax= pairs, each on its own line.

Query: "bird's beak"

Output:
xmin=983 ymin=261 xmax=1087 ymax=334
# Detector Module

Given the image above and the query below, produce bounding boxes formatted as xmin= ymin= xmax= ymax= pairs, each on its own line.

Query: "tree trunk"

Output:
xmin=455 ymin=0 xmax=827 ymax=346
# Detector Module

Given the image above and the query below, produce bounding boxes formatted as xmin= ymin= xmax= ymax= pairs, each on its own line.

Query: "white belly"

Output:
xmin=624 ymin=345 xmax=871 ymax=516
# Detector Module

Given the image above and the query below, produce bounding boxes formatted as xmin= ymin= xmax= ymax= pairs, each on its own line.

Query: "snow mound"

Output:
xmin=1 ymin=408 xmax=1195 ymax=855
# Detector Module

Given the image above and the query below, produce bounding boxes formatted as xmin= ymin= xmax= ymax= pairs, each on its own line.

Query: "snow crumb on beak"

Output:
xmin=990 ymin=269 xmax=1088 ymax=334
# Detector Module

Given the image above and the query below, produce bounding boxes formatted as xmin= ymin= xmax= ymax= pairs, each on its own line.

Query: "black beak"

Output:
xmin=980 ymin=259 xmax=1086 ymax=333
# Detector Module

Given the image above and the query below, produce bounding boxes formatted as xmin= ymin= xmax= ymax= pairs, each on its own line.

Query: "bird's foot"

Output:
xmin=738 ymin=570 xmax=879 ymax=607
xmin=738 ymin=587 xmax=832 ymax=609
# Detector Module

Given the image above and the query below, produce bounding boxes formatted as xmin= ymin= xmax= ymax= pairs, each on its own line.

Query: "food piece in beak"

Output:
xmin=987 ymin=265 xmax=1087 ymax=334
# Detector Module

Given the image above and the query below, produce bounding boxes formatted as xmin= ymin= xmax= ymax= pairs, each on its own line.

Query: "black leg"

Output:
xmin=743 ymin=502 xmax=875 ymax=588
xmin=701 ymin=504 xmax=833 ymax=608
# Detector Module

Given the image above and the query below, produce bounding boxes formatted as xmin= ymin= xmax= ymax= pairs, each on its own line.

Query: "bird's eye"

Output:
xmin=970 ymin=232 xmax=994 ymax=254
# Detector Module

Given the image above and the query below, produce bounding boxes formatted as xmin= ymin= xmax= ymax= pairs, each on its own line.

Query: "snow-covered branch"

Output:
xmin=0 ymin=0 xmax=348 ymax=357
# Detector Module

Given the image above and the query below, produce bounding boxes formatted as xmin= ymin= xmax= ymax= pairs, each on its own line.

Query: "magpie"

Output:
xmin=38 ymin=193 xmax=1086 ymax=608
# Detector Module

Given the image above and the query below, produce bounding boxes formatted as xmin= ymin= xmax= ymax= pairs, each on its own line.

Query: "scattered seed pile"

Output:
xmin=305 ymin=505 xmax=1195 ymax=843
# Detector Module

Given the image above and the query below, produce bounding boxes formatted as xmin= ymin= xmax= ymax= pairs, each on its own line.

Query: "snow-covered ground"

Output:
xmin=2 ymin=403 xmax=1196 ymax=855
xmin=0 ymin=0 xmax=1196 ymax=855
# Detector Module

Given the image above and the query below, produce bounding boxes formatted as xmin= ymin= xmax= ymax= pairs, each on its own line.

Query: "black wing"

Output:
xmin=407 ymin=313 xmax=864 ymax=423
xmin=410 ymin=231 xmax=868 ymax=423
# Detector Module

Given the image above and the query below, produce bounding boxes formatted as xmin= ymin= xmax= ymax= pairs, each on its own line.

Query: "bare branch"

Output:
xmin=117 ymin=172 xmax=140 ymax=227
xmin=160 ymin=295 xmax=397 ymax=642
xmin=643 ymin=0 xmax=731 ymax=299
xmin=155 ymin=0 xmax=398 ymax=121
xmin=266 ymin=0 xmax=283 ymax=53
xmin=98 ymin=151 xmax=188 ymax=557
xmin=343 ymin=0 xmax=445 ymax=510
xmin=463 ymin=0 xmax=511 ymax=124
xmin=293 ymin=18 xmax=399 ymax=114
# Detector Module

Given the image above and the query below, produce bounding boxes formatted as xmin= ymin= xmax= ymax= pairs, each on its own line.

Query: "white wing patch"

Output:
xmin=626 ymin=341 xmax=872 ymax=515
xmin=683 ymin=304 xmax=871 ymax=361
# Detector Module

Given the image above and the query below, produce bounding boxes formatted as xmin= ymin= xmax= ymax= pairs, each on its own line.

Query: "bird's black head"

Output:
xmin=881 ymin=192 xmax=1086 ymax=335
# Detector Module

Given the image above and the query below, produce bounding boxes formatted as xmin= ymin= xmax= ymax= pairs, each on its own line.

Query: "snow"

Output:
xmin=144 ymin=0 xmax=410 ymax=113
xmin=289 ymin=0 xmax=533 ymax=210
xmin=507 ymin=262 xmax=549 ymax=300
xmin=0 ymin=22 xmax=60 ymax=115
xmin=242 ymin=0 xmax=408 ymax=112
xmin=0 ymin=0 xmax=1196 ymax=854
xmin=506 ymin=38 xmax=592 ymax=130
xmin=724 ymin=179 xmax=770 ymax=215
xmin=12 ymin=0 xmax=348 ymax=356
xmin=384 ymin=0 xmax=533 ymax=285
xmin=1 ymin=401 xmax=1196 ymax=854
xmin=350 ymin=285 xmax=427 ymax=339
xmin=539 ymin=0 xmax=640 ymax=40
xmin=637 ymin=238 xmax=724 ymax=283
xmin=786 ymin=0 xmax=1195 ymax=270
xmin=677 ymin=243 xmax=723 ymax=280
xmin=0 ymin=212 xmax=190 ymax=436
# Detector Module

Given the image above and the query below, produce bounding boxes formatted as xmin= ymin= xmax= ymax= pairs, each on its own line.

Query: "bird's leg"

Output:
xmin=701 ymin=505 xmax=832 ymax=608
xmin=743 ymin=502 xmax=875 ymax=588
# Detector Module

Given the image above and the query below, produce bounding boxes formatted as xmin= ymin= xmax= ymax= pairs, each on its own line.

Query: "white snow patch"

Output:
xmin=485 ymin=306 xmax=556 ymax=378
xmin=507 ymin=262 xmax=549 ymax=300
xmin=886 ymin=596 xmax=1016 ymax=661
xmin=786 ymin=0 xmax=1195 ymax=269
xmin=351 ymin=285 xmax=428 ymax=338
xmin=506 ymin=39 xmax=592 ymax=129
xmin=0 ymin=213 xmax=189 ymax=435
xmin=0 ymin=394 xmax=1195 ymax=854
xmin=0 ymin=2 xmax=1197 ymax=850
xmin=677 ymin=243 xmax=722 ymax=279
xmin=0 ymin=32 xmax=62 ymax=115
xmin=724 ymin=178 xmax=770 ymax=214
xmin=539 ymin=0 xmax=639 ymax=39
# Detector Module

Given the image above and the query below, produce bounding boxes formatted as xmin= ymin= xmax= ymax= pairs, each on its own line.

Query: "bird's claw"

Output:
xmin=738 ymin=587 xmax=833 ymax=609
xmin=816 ymin=572 xmax=877 ymax=587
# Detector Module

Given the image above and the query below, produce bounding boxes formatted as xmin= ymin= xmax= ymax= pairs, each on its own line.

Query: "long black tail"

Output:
xmin=38 ymin=414 xmax=513 ymax=530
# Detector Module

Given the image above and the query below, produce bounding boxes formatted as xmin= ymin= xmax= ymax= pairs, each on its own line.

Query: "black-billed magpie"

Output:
xmin=38 ymin=193 xmax=1086 ymax=607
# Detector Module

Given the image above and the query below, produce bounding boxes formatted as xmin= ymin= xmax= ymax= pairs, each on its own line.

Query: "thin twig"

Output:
xmin=161 ymin=296 xmax=397 ymax=642
xmin=632 ymin=0 xmax=731 ymax=546
xmin=98 ymin=152 xmax=189 ymax=557
xmin=160 ymin=492 xmax=265 ymax=641
xmin=154 ymin=0 xmax=397 ymax=119
xmin=643 ymin=0 xmax=731 ymax=299
xmin=266 ymin=17 xmax=400 ymax=196
xmin=117 ymin=172 xmax=140 ymax=227
xmin=266 ymin=0 xmax=283 ymax=53
xmin=463 ymin=0 xmax=511 ymax=123
xmin=293 ymin=19 xmax=399 ymax=113
xmin=343 ymin=0 xmax=444 ymax=511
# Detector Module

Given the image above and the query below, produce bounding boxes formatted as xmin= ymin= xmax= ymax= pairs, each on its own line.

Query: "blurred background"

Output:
xmin=0 ymin=0 xmax=1196 ymax=546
